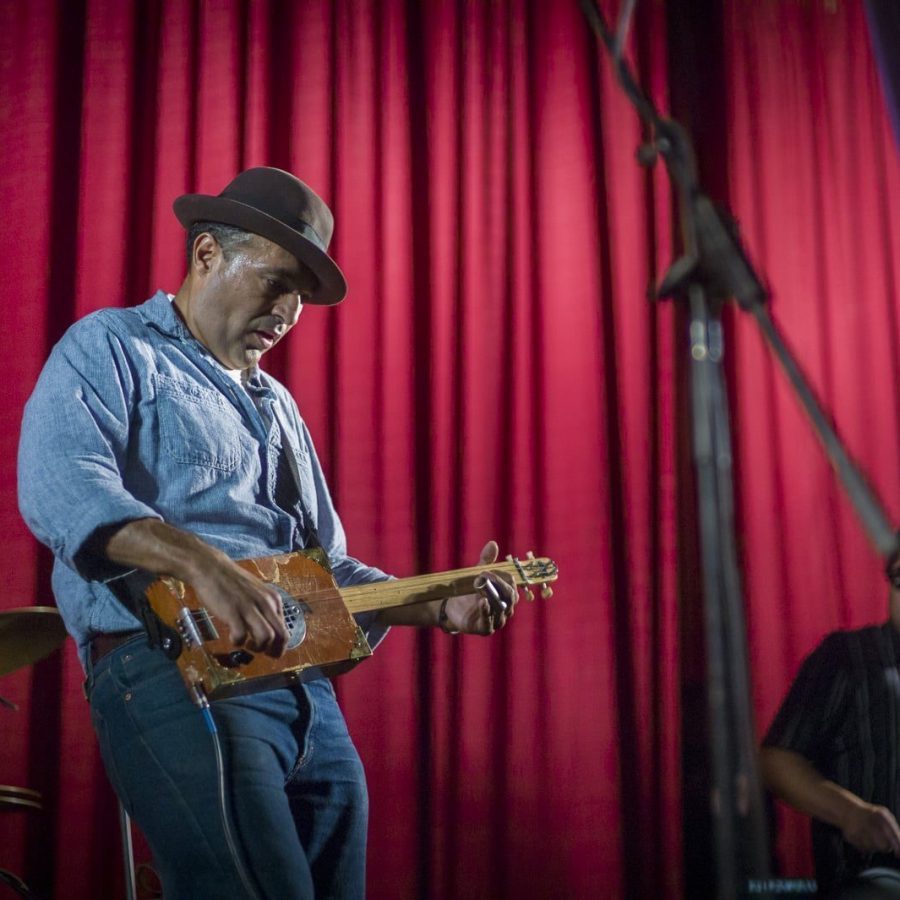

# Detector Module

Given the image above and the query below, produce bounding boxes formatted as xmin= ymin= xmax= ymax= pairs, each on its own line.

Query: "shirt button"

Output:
xmin=124 ymin=692 xmax=133 ymax=701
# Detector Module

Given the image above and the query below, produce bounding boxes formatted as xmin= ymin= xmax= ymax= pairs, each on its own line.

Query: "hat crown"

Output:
xmin=220 ymin=167 xmax=334 ymax=250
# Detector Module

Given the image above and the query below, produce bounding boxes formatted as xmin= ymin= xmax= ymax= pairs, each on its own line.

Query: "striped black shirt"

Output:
xmin=763 ymin=623 xmax=900 ymax=891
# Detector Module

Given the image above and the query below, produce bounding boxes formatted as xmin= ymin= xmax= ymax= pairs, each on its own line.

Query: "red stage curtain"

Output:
xmin=0 ymin=2 xmax=896 ymax=898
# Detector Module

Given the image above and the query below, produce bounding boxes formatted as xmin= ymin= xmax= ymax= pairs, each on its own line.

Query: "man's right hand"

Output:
xmin=840 ymin=801 xmax=900 ymax=856
xmin=760 ymin=746 xmax=900 ymax=857
xmin=188 ymin=554 xmax=289 ymax=658
xmin=103 ymin=518 xmax=289 ymax=657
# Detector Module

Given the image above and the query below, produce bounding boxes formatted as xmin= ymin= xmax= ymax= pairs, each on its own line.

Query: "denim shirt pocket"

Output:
xmin=292 ymin=443 xmax=319 ymax=527
xmin=155 ymin=373 xmax=249 ymax=472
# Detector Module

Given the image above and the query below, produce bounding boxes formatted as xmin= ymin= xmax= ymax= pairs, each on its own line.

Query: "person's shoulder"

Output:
xmin=62 ymin=299 xmax=152 ymax=343
xmin=826 ymin=623 xmax=888 ymax=646
xmin=41 ymin=298 xmax=170 ymax=380
xmin=843 ymin=622 xmax=897 ymax=663
xmin=811 ymin=624 xmax=890 ymax=670
xmin=815 ymin=627 xmax=871 ymax=651
xmin=803 ymin=629 xmax=853 ymax=667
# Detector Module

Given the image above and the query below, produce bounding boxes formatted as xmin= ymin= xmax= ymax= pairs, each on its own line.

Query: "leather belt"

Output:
xmin=89 ymin=631 xmax=143 ymax=665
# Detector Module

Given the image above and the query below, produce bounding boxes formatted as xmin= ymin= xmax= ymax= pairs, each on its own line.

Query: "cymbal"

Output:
xmin=0 ymin=607 xmax=67 ymax=677
xmin=0 ymin=785 xmax=42 ymax=811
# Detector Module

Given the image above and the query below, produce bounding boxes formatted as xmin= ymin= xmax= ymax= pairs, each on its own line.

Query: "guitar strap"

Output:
xmin=242 ymin=373 xmax=322 ymax=554
xmin=270 ymin=411 xmax=323 ymax=555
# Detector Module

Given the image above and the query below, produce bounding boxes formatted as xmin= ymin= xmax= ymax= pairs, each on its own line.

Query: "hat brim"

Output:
xmin=173 ymin=195 xmax=347 ymax=305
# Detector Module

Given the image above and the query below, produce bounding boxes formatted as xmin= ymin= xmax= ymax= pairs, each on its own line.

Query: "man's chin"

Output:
xmin=237 ymin=347 xmax=264 ymax=368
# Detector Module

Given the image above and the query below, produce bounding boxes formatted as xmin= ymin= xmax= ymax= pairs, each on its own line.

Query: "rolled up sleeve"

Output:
xmin=762 ymin=633 xmax=850 ymax=763
xmin=18 ymin=315 xmax=162 ymax=578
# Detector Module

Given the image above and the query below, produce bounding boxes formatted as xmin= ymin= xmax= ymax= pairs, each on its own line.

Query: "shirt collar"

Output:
xmin=139 ymin=290 xmax=193 ymax=341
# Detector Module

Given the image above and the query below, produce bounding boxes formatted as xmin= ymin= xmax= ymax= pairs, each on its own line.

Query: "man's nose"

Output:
xmin=273 ymin=293 xmax=303 ymax=327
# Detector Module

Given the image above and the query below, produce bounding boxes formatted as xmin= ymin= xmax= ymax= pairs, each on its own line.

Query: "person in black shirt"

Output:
xmin=761 ymin=558 xmax=900 ymax=897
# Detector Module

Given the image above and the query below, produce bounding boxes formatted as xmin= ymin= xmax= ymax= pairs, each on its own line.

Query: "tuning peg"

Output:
xmin=526 ymin=550 xmax=535 ymax=560
xmin=541 ymin=584 xmax=553 ymax=600
xmin=524 ymin=587 xmax=534 ymax=602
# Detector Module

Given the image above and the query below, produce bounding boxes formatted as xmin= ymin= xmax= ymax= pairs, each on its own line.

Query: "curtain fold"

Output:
xmin=0 ymin=1 xmax=897 ymax=897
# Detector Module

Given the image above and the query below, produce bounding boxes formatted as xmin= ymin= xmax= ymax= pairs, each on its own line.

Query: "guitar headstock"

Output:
xmin=506 ymin=552 xmax=559 ymax=601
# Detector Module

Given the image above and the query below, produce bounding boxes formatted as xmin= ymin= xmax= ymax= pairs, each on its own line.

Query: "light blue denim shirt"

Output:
xmin=18 ymin=291 xmax=390 ymax=669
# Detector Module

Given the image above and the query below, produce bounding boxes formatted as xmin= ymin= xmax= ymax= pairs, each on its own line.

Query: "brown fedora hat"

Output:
xmin=173 ymin=167 xmax=347 ymax=305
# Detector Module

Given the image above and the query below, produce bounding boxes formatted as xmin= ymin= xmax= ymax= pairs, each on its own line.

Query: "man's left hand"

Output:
xmin=440 ymin=541 xmax=518 ymax=635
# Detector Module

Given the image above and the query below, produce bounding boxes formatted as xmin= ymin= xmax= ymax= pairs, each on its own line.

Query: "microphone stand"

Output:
xmin=580 ymin=2 xmax=899 ymax=897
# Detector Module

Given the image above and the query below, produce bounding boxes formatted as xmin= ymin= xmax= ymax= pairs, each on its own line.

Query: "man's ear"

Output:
xmin=191 ymin=232 xmax=221 ymax=276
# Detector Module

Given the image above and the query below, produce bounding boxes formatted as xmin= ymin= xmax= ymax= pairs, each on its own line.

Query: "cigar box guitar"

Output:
xmin=141 ymin=547 xmax=558 ymax=702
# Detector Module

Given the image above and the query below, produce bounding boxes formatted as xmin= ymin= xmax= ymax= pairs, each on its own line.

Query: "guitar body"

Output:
xmin=144 ymin=547 xmax=371 ymax=701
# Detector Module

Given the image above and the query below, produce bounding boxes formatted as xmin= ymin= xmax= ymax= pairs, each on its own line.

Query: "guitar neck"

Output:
xmin=339 ymin=561 xmax=526 ymax=615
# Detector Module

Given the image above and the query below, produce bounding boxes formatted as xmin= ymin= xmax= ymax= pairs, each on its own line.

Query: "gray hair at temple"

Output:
xmin=184 ymin=221 xmax=255 ymax=266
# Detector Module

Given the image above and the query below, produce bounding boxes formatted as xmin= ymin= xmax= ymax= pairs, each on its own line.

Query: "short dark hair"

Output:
xmin=185 ymin=221 xmax=255 ymax=267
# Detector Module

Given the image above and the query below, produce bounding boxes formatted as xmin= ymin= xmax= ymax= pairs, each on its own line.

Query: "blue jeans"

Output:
xmin=86 ymin=636 xmax=368 ymax=899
